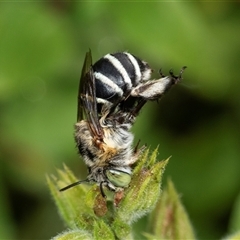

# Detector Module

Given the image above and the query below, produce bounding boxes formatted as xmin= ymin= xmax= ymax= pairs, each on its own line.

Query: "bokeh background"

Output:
xmin=1 ymin=2 xmax=240 ymax=239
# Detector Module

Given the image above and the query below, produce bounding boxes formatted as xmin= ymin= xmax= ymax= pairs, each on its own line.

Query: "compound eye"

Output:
xmin=106 ymin=169 xmax=131 ymax=188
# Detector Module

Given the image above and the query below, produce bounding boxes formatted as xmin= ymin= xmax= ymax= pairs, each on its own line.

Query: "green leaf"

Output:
xmin=46 ymin=165 xmax=94 ymax=229
xmin=93 ymin=220 xmax=115 ymax=240
xmin=51 ymin=229 xmax=92 ymax=240
xmin=115 ymin=150 xmax=168 ymax=225
xmin=147 ymin=179 xmax=195 ymax=240
xmin=229 ymin=191 xmax=240 ymax=234
xmin=111 ymin=219 xmax=133 ymax=240
xmin=112 ymin=150 xmax=168 ymax=239
xmin=223 ymin=231 xmax=240 ymax=240
xmin=48 ymin=148 xmax=194 ymax=240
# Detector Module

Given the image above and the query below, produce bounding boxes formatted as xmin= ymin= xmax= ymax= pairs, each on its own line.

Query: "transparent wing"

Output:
xmin=77 ymin=50 xmax=104 ymax=140
xmin=77 ymin=50 xmax=92 ymax=121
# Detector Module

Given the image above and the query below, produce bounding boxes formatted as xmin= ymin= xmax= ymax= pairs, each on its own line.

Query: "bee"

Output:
xmin=60 ymin=50 xmax=186 ymax=197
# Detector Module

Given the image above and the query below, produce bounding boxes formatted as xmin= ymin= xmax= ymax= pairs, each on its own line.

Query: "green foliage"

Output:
xmin=52 ymin=229 xmax=92 ymax=240
xmin=147 ymin=179 xmax=195 ymax=240
xmin=1 ymin=2 xmax=240 ymax=240
xmin=50 ymin=149 xmax=240 ymax=240
xmin=48 ymin=149 xmax=197 ymax=240
xmin=223 ymin=231 xmax=240 ymax=240
xmin=228 ymin=191 xmax=240 ymax=236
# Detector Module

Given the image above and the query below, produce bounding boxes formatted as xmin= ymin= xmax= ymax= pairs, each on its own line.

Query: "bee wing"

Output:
xmin=77 ymin=50 xmax=92 ymax=121
xmin=78 ymin=50 xmax=104 ymax=140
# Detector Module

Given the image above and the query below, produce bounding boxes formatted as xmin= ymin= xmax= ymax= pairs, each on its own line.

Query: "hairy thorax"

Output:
xmin=74 ymin=121 xmax=134 ymax=168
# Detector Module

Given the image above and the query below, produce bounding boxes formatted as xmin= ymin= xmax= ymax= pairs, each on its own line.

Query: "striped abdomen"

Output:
xmin=92 ymin=52 xmax=152 ymax=104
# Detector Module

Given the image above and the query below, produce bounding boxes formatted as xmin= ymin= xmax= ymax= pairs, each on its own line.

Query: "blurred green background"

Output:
xmin=1 ymin=2 xmax=240 ymax=239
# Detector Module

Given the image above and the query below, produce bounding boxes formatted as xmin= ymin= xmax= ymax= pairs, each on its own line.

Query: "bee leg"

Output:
xmin=135 ymin=144 xmax=147 ymax=157
xmin=133 ymin=139 xmax=147 ymax=154
xmin=126 ymin=144 xmax=146 ymax=165
xmin=100 ymin=181 xmax=107 ymax=198
xmin=169 ymin=66 xmax=187 ymax=84
xmin=159 ymin=68 xmax=165 ymax=78
xmin=130 ymin=77 xmax=171 ymax=101
xmin=133 ymin=139 xmax=141 ymax=154
xmin=130 ymin=99 xmax=147 ymax=117
xmin=131 ymin=66 xmax=187 ymax=101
